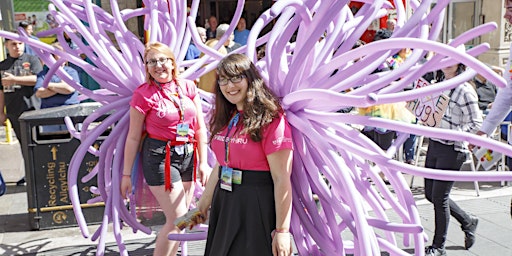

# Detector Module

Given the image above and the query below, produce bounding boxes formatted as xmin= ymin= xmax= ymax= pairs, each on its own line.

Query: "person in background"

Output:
xmin=389 ymin=47 xmax=418 ymax=165
xmin=120 ymin=42 xmax=209 ymax=256
xmin=206 ymin=16 xmax=218 ymax=40
xmin=470 ymin=0 xmax=512 ymax=220
xmin=471 ymin=65 xmax=502 ymax=113
xmin=185 ymin=27 xmax=206 ymax=61
xmin=471 ymin=3 xmax=512 ymax=134
xmin=216 ymin=23 xmax=242 ymax=53
xmin=386 ymin=19 xmax=396 ymax=32
xmin=359 ymin=30 xmax=415 ymax=182
xmin=424 ymin=49 xmax=481 ymax=255
xmin=189 ymin=53 xmax=294 ymax=256
xmin=34 ymin=42 xmax=80 ymax=108
xmin=18 ymin=21 xmax=41 ymax=56
xmin=234 ymin=17 xmax=250 ymax=46
xmin=197 ymin=26 xmax=207 ymax=44
xmin=0 ymin=36 xmax=43 ymax=186
xmin=31 ymin=14 xmax=38 ymax=27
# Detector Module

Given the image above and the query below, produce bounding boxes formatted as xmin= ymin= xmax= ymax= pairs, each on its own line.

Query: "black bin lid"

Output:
xmin=19 ymin=102 xmax=103 ymax=121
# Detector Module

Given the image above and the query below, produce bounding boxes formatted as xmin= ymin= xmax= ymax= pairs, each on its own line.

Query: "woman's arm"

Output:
xmin=268 ymin=149 xmax=293 ymax=256
xmin=460 ymin=87 xmax=483 ymax=134
xmin=120 ymin=107 xmax=145 ymax=199
xmin=196 ymin=164 xmax=220 ymax=218
xmin=193 ymin=95 xmax=210 ymax=186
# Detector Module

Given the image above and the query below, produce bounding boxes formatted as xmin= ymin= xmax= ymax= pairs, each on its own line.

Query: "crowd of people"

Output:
xmin=2 ymin=7 xmax=512 ymax=256
xmin=1 ymin=21 xmax=92 ymax=186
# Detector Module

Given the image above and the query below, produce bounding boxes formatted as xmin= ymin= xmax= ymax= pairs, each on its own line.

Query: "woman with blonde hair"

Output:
xmin=120 ymin=42 xmax=209 ymax=256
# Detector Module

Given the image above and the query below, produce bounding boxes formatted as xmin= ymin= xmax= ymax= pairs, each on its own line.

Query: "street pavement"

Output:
xmin=1 ymin=126 xmax=512 ymax=256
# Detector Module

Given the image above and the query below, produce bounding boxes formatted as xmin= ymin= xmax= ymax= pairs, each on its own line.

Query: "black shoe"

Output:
xmin=16 ymin=177 xmax=26 ymax=186
xmin=425 ymin=246 xmax=447 ymax=256
xmin=463 ymin=215 xmax=479 ymax=249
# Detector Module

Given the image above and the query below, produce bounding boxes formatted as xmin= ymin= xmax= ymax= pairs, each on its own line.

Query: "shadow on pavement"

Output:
xmin=0 ymin=239 xmax=156 ymax=256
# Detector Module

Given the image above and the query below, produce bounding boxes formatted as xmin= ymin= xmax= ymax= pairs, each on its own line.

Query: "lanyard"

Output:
xmin=156 ymin=80 xmax=185 ymax=122
xmin=224 ymin=112 xmax=240 ymax=164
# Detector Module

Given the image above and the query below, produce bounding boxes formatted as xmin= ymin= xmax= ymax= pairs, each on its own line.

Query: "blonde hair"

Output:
xmin=143 ymin=42 xmax=179 ymax=84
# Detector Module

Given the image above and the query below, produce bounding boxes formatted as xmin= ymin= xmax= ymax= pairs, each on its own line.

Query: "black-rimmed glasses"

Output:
xmin=218 ymin=75 xmax=246 ymax=86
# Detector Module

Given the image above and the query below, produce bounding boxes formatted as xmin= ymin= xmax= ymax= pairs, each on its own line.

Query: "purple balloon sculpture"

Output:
xmin=3 ymin=0 xmax=512 ymax=255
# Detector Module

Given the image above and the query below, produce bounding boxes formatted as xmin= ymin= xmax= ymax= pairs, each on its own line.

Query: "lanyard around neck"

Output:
xmin=156 ymin=80 xmax=185 ymax=122
xmin=224 ymin=112 xmax=240 ymax=164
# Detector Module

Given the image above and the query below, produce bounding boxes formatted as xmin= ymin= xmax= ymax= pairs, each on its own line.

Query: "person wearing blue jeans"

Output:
xmin=403 ymin=129 xmax=417 ymax=164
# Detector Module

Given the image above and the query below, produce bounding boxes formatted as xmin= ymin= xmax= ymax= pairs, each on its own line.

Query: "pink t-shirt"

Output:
xmin=130 ymin=79 xmax=198 ymax=140
xmin=211 ymin=112 xmax=294 ymax=171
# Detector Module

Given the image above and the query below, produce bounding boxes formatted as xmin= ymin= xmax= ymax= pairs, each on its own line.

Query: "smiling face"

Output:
xmin=145 ymin=49 xmax=175 ymax=84
xmin=218 ymin=73 xmax=248 ymax=110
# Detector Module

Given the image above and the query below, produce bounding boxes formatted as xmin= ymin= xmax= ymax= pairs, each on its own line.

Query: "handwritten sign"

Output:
xmin=405 ymin=77 xmax=449 ymax=127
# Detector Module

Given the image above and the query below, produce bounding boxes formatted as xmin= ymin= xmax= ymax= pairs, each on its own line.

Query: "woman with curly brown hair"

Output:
xmin=193 ymin=53 xmax=294 ymax=256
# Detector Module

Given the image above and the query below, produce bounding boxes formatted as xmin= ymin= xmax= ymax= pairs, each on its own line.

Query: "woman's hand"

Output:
xmin=120 ymin=176 xmax=132 ymax=199
xmin=272 ymin=231 xmax=293 ymax=256
xmin=197 ymin=162 xmax=211 ymax=187
xmin=189 ymin=209 xmax=207 ymax=229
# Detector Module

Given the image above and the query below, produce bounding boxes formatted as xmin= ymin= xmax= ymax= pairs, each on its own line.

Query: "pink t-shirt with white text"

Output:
xmin=130 ymin=79 xmax=198 ymax=140
xmin=211 ymin=112 xmax=294 ymax=171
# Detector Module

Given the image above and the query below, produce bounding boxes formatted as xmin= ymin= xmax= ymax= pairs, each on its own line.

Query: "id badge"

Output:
xmin=220 ymin=166 xmax=233 ymax=191
xmin=232 ymin=170 xmax=242 ymax=185
xmin=176 ymin=123 xmax=190 ymax=142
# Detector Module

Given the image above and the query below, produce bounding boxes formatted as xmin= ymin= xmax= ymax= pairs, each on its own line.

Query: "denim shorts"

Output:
xmin=141 ymin=137 xmax=194 ymax=186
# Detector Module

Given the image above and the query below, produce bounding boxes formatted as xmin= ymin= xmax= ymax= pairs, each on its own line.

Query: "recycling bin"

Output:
xmin=19 ymin=102 xmax=109 ymax=230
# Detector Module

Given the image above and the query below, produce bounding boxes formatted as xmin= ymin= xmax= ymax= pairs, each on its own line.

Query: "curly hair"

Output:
xmin=209 ymin=53 xmax=282 ymax=142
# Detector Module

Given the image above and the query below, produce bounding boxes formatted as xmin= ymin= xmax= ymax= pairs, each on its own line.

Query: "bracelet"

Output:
xmin=275 ymin=228 xmax=289 ymax=233
xmin=122 ymin=174 xmax=131 ymax=177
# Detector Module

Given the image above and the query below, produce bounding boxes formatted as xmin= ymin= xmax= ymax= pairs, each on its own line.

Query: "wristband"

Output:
xmin=275 ymin=228 xmax=289 ymax=233
xmin=122 ymin=174 xmax=131 ymax=177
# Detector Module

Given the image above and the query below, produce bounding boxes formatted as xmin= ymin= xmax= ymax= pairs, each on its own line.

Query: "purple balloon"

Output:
xmin=7 ymin=1 xmax=511 ymax=255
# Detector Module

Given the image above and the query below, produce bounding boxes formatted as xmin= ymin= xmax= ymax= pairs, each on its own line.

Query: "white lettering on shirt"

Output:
xmin=272 ymin=137 xmax=292 ymax=145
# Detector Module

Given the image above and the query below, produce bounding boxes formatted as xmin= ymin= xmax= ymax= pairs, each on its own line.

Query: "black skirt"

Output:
xmin=205 ymin=170 xmax=275 ymax=256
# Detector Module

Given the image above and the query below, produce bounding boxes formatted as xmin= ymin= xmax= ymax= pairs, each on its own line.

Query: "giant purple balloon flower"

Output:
xmin=2 ymin=0 xmax=512 ymax=255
